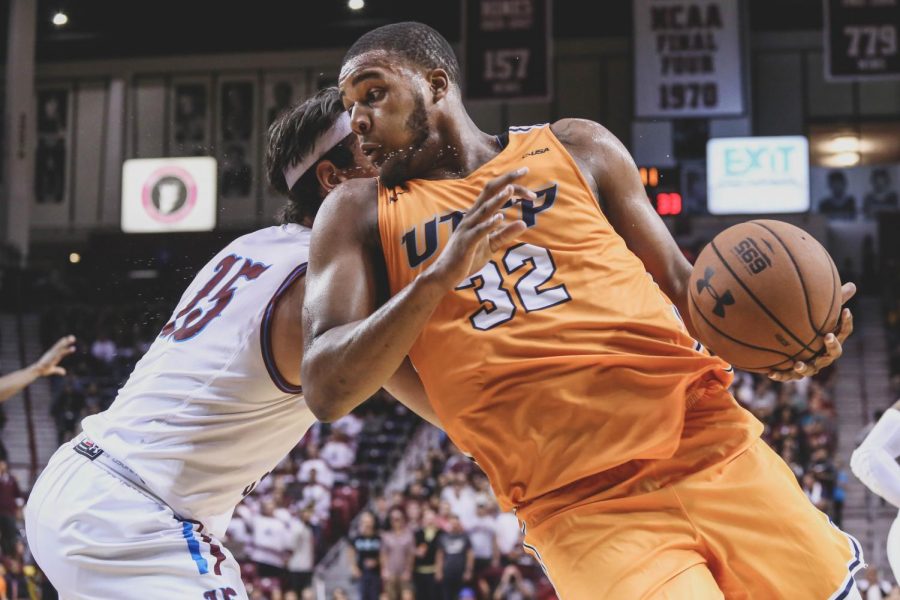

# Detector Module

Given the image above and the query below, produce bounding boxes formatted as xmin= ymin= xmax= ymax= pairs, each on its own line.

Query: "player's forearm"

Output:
xmin=0 ymin=364 xmax=41 ymax=404
xmin=850 ymin=410 xmax=900 ymax=508
xmin=303 ymin=272 xmax=448 ymax=422
xmin=851 ymin=445 xmax=900 ymax=508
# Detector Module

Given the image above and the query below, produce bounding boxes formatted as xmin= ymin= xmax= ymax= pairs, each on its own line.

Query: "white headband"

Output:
xmin=283 ymin=112 xmax=353 ymax=189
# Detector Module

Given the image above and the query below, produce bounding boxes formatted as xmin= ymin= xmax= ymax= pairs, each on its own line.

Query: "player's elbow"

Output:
xmin=303 ymin=383 xmax=349 ymax=423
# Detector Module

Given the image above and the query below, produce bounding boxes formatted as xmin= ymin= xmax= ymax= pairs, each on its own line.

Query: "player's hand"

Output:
xmin=768 ymin=282 xmax=856 ymax=382
xmin=425 ymin=168 xmax=535 ymax=290
xmin=33 ymin=335 xmax=76 ymax=377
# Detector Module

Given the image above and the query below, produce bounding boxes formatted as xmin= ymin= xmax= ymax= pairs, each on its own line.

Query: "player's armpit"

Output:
xmin=385 ymin=357 xmax=442 ymax=430
xmin=552 ymin=118 xmax=697 ymax=337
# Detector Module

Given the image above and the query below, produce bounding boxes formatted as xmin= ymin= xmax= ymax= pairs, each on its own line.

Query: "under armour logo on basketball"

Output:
xmin=696 ymin=267 xmax=735 ymax=318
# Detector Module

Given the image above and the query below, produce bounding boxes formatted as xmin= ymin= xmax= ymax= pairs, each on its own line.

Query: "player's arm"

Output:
xmin=0 ymin=335 xmax=75 ymax=403
xmin=302 ymin=173 xmax=533 ymax=422
xmin=271 ymin=273 xmax=441 ymax=427
xmin=553 ymin=118 xmax=855 ymax=380
xmin=850 ymin=402 xmax=900 ymax=509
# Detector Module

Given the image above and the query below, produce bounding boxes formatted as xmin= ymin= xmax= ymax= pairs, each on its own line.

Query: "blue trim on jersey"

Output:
xmin=828 ymin=517 xmax=865 ymax=600
xmin=260 ymin=262 xmax=307 ymax=394
xmin=181 ymin=521 xmax=209 ymax=575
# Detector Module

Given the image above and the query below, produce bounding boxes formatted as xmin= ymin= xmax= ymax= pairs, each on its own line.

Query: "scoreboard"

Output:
xmin=640 ymin=166 xmax=684 ymax=216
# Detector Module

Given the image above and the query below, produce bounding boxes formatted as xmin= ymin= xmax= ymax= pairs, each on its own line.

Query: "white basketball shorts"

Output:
xmin=25 ymin=437 xmax=247 ymax=600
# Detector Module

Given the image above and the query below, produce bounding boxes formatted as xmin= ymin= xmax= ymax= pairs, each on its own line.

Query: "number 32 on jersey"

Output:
xmin=456 ymin=243 xmax=571 ymax=330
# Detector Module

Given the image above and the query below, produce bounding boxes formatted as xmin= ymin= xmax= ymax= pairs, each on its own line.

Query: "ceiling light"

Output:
xmin=52 ymin=11 xmax=68 ymax=27
xmin=69 ymin=252 xmax=81 ymax=264
xmin=820 ymin=152 xmax=861 ymax=168
xmin=348 ymin=0 xmax=364 ymax=10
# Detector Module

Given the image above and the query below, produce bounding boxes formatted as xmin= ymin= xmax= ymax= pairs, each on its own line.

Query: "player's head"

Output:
xmin=266 ymin=86 xmax=376 ymax=226
xmin=827 ymin=170 xmax=847 ymax=194
xmin=339 ymin=22 xmax=462 ymax=187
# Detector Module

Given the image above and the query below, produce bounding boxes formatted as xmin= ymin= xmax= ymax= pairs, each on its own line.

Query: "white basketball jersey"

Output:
xmin=82 ymin=224 xmax=316 ymax=538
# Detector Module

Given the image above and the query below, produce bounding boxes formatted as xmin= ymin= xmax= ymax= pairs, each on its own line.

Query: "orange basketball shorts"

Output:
xmin=517 ymin=380 xmax=864 ymax=599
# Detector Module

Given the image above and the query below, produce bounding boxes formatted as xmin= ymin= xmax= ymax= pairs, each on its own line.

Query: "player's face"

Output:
xmin=340 ymin=53 xmax=434 ymax=187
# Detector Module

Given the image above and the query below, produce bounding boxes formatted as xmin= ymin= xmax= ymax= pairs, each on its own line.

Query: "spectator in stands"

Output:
xmin=414 ymin=508 xmax=441 ymax=598
xmin=250 ymin=499 xmax=289 ymax=581
xmin=0 ymin=336 xmax=75 ymax=405
xmin=321 ymin=432 xmax=356 ymax=474
xmin=51 ymin=378 xmax=84 ymax=445
xmin=468 ymin=500 xmax=499 ymax=576
xmin=348 ymin=511 xmax=382 ymax=600
xmin=801 ymin=473 xmax=827 ymax=512
xmin=299 ymin=469 xmax=331 ymax=526
xmin=493 ymin=564 xmax=535 ymax=600
xmin=0 ymin=563 xmax=6 ymax=600
xmin=858 ymin=566 xmax=894 ymax=599
xmin=380 ymin=508 xmax=414 ymax=599
xmin=285 ymin=508 xmax=315 ymax=593
xmin=442 ymin=473 xmax=477 ymax=528
xmin=495 ymin=510 xmax=521 ymax=566
xmin=89 ymin=332 xmax=117 ymax=365
xmin=298 ymin=444 xmax=335 ymax=489
xmin=332 ymin=587 xmax=350 ymax=600
xmin=435 ymin=514 xmax=474 ymax=600
xmin=0 ymin=462 xmax=22 ymax=556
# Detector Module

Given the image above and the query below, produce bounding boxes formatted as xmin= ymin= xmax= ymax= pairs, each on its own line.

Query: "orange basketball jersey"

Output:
xmin=377 ymin=124 xmax=732 ymax=511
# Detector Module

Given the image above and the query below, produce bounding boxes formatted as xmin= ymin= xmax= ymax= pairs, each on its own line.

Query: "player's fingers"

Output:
xmin=792 ymin=360 xmax=817 ymax=378
xmin=835 ymin=308 xmax=853 ymax=344
xmin=768 ymin=369 xmax=796 ymax=382
xmin=50 ymin=367 xmax=66 ymax=376
xmin=822 ymin=333 xmax=843 ymax=361
xmin=489 ymin=220 xmax=528 ymax=252
xmin=470 ymin=169 xmax=528 ymax=215
xmin=468 ymin=185 xmax=516 ymax=227
xmin=840 ymin=282 xmax=857 ymax=305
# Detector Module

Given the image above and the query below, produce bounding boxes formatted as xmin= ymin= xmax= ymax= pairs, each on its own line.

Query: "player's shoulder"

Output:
xmin=228 ymin=224 xmax=312 ymax=252
xmin=550 ymin=118 xmax=616 ymax=150
xmin=315 ymin=177 xmax=380 ymax=235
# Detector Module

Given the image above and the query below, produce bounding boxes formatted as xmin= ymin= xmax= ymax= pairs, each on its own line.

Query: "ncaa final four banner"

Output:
xmin=825 ymin=0 xmax=900 ymax=81
xmin=121 ymin=157 xmax=217 ymax=233
xmin=633 ymin=0 xmax=746 ymax=118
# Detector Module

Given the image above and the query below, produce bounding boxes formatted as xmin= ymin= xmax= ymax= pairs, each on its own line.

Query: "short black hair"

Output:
xmin=265 ymin=87 xmax=355 ymax=224
xmin=828 ymin=170 xmax=847 ymax=185
xmin=342 ymin=22 xmax=461 ymax=84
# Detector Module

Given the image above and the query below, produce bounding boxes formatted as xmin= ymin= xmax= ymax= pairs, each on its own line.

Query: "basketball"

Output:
xmin=687 ymin=220 xmax=842 ymax=373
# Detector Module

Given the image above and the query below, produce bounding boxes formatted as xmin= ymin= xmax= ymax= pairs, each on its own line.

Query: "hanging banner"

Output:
xmin=825 ymin=0 xmax=900 ymax=81
xmin=633 ymin=0 xmax=745 ymax=118
xmin=462 ymin=0 xmax=552 ymax=102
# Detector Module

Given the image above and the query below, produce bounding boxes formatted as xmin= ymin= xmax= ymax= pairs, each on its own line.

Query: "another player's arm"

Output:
xmin=302 ymin=173 xmax=534 ymax=422
xmin=554 ymin=118 xmax=855 ymax=379
xmin=0 ymin=335 xmax=75 ymax=403
xmin=850 ymin=400 xmax=900 ymax=509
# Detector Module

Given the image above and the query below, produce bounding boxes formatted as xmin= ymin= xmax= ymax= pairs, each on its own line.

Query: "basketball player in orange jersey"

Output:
xmin=301 ymin=23 xmax=862 ymax=599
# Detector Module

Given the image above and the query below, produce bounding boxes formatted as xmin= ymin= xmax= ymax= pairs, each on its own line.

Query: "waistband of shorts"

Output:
xmin=71 ymin=435 xmax=168 ymax=506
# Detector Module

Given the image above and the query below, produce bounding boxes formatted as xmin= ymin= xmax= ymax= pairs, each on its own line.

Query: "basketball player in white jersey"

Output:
xmin=851 ymin=400 xmax=900 ymax=582
xmin=25 ymin=87 xmax=437 ymax=600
